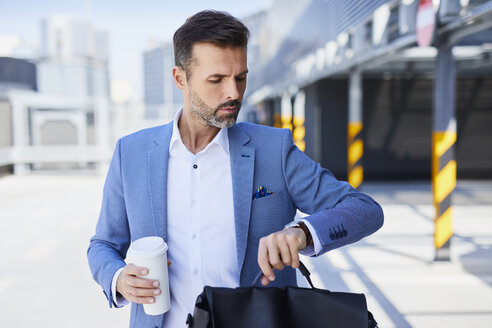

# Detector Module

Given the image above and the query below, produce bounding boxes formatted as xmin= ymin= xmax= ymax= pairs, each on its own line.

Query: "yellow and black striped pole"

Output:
xmin=432 ymin=131 xmax=456 ymax=260
xmin=348 ymin=70 xmax=363 ymax=189
xmin=433 ymin=43 xmax=456 ymax=261
xmin=293 ymin=91 xmax=306 ymax=152
xmin=348 ymin=122 xmax=363 ymax=188
xmin=281 ymin=93 xmax=293 ymax=130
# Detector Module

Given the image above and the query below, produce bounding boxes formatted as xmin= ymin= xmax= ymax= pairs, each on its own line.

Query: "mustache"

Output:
xmin=217 ymin=100 xmax=242 ymax=111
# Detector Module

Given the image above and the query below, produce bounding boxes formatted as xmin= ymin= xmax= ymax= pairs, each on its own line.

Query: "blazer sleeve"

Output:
xmin=87 ymin=139 xmax=131 ymax=307
xmin=280 ymin=129 xmax=384 ymax=255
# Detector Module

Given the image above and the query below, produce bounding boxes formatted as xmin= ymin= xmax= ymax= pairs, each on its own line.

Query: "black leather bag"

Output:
xmin=186 ymin=262 xmax=378 ymax=328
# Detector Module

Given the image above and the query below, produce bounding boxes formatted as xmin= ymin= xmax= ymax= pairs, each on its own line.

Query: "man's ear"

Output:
xmin=173 ymin=66 xmax=186 ymax=90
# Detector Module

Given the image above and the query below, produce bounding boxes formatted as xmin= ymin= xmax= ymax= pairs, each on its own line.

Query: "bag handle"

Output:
xmin=251 ymin=261 xmax=316 ymax=289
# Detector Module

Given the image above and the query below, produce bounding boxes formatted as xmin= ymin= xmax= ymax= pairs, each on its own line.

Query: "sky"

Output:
xmin=0 ymin=0 xmax=273 ymax=101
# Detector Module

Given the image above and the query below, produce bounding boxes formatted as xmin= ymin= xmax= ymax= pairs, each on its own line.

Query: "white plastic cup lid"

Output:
xmin=127 ymin=236 xmax=168 ymax=259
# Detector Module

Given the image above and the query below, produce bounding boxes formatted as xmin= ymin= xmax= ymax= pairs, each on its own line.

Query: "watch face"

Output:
xmin=285 ymin=222 xmax=300 ymax=229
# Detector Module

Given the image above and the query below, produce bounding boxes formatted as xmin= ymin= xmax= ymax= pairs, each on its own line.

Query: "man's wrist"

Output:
xmin=285 ymin=221 xmax=313 ymax=247
xmin=112 ymin=267 xmax=129 ymax=307
xmin=297 ymin=221 xmax=313 ymax=246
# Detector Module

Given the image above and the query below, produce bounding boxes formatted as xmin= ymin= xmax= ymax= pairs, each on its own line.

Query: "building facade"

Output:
xmin=0 ymin=16 xmax=113 ymax=174
xmin=143 ymin=42 xmax=182 ymax=120
xmin=247 ymin=0 xmax=492 ymax=180
xmin=245 ymin=0 xmax=492 ymax=259
xmin=38 ymin=16 xmax=110 ymax=98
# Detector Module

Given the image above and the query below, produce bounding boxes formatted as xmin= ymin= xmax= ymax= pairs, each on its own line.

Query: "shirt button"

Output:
xmin=194 ymin=269 xmax=199 ymax=274
xmin=192 ymin=233 xmax=197 ymax=239
xmin=193 ymin=164 xmax=198 ymax=169
xmin=192 ymin=199 xmax=197 ymax=204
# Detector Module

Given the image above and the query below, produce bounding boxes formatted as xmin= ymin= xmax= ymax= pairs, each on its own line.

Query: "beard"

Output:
xmin=188 ymin=89 xmax=241 ymax=129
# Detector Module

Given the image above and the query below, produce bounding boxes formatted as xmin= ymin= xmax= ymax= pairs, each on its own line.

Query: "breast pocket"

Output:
xmin=249 ymin=191 xmax=288 ymax=241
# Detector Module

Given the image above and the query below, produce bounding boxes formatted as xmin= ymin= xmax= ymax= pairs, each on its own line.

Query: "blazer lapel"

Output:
xmin=148 ymin=123 xmax=173 ymax=241
xmin=228 ymin=125 xmax=255 ymax=274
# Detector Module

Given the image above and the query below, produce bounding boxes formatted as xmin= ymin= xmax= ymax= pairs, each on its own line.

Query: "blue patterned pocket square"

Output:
xmin=253 ymin=186 xmax=274 ymax=199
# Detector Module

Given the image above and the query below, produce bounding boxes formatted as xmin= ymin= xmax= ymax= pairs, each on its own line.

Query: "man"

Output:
xmin=88 ymin=10 xmax=383 ymax=328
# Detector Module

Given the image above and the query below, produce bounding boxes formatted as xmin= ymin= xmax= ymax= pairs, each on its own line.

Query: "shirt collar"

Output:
xmin=170 ymin=108 xmax=230 ymax=156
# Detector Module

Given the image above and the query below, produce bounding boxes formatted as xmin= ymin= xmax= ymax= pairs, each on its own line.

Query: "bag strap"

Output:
xmin=298 ymin=261 xmax=315 ymax=289
xmin=251 ymin=261 xmax=316 ymax=289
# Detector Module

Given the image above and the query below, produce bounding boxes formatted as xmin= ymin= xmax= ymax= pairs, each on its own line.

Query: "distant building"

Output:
xmin=38 ymin=16 xmax=110 ymax=98
xmin=242 ymin=10 xmax=267 ymax=77
xmin=0 ymin=57 xmax=37 ymax=92
xmin=240 ymin=10 xmax=268 ymax=123
xmin=0 ymin=57 xmax=38 ymax=174
xmin=0 ymin=17 xmax=113 ymax=175
xmin=143 ymin=42 xmax=182 ymax=120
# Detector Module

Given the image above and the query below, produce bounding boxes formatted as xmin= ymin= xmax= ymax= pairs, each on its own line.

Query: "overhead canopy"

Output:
xmin=247 ymin=0 xmax=492 ymax=104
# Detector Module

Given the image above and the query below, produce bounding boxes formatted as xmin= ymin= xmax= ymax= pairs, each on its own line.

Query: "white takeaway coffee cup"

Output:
xmin=126 ymin=236 xmax=170 ymax=315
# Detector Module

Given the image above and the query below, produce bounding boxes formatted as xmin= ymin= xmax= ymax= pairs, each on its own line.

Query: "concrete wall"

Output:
xmin=40 ymin=121 xmax=78 ymax=145
xmin=363 ymin=77 xmax=432 ymax=180
xmin=296 ymin=75 xmax=492 ymax=180
xmin=316 ymin=79 xmax=349 ymax=180
xmin=363 ymin=76 xmax=492 ymax=179
xmin=0 ymin=101 xmax=12 ymax=147
xmin=0 ymin=101 xmax=13 ymax=174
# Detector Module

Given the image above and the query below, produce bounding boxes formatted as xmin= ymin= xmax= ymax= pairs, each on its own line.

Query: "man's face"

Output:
xmin=182 ymin=42 xmax=248 ymax=128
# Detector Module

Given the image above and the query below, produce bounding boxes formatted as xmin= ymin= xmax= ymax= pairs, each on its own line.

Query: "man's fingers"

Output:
xmin=261 ymin=275 xmax=271 ymax=286
xmin=258 ymin=229 xmax=304 ymax=286
xmin=129 ymin=295 xmax=156 ymax=304
xmin=120 ymin=274 xmax=161 ymax=304
xmin=258 ymin=238 xmax=275 ymax=282
xmin=267 ymin=237 xmax=284 ymax=271
xmin=290 ymin=244 xmax=300 ymax=269
xmin=276 ymin=235 xmax=292 ymax=267
xmin=257 ymin=230 xmax=306 ymax=285
xmin=124 ymin=263 xmax=149 ymax=276
xmin=126 ymin=275 xmax=160 ymax=288
xmin=123 ymin=263 xmax=159 ymax=288
xmin=284 ymin=233 xmax=301 ymax=269
xmin=126 ymin=284 xmax=161 ymax=297
xmin=118 ymin=263 xmax=161 ymax=303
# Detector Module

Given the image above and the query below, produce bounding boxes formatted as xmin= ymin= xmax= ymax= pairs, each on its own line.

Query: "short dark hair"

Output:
xmin=173 ymin=10 xmax=250 ymax=75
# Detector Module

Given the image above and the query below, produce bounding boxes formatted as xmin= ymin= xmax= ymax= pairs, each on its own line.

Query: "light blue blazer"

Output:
xmin=88 ymin=121 xmax=383 ymax=328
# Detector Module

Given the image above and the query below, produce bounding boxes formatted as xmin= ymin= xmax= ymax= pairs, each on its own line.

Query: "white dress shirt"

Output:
xmin=113 ymin=109 xmax=239 ymax=327
xmin=111 ymin=109 xmax=321 ymax=327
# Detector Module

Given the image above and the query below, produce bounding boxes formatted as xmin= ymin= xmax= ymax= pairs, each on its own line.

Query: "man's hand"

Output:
xmin=257 ymin=228 xmax=307 ymax=286
xmin=116 ymin=261 xmax=170 ymax=304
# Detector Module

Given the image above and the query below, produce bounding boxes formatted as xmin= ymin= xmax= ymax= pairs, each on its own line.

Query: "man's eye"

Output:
xmin=236 ymin=76 xmax=246 ymax=82
xmin=209 ymin=79 xmax=221 ymax=84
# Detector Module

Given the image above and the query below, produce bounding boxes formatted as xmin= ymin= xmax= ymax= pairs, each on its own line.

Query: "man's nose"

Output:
xmin=225 ymin=80 xmax=240 ymax=100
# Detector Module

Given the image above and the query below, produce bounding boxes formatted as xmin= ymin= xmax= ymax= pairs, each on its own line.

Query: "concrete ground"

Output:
xmin=0 ymin=174 xmax=491 ymax=327
xmin=300 ymin=181 xmax=492 ymax=328
xmin=0 ymin=173 xmax=130 ymax=327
